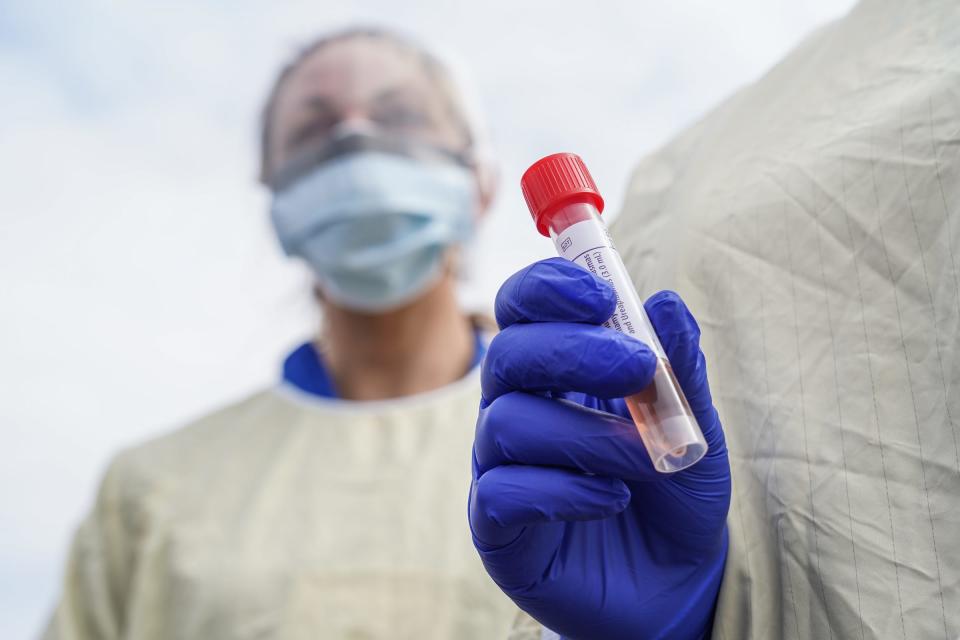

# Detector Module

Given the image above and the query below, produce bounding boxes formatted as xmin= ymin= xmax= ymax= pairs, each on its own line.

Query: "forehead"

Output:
xmin=271 ymin=36 xmax=440 ymax=126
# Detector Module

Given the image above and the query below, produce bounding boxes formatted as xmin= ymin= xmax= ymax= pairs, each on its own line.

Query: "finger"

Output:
xmin=474 ymin=391 xmax=659 ymax=482
xmin=481 ymin=323 xmax=656 ymax=403
xmin=644 ymin=290 xmax=728 ymax=469
xmin=469 ymin=464 xmax=630 ymax=547
xmin=494 ymin=258 xmax=616 ymax=329
xmin=644 ymin=291 xmax=713 ymax=418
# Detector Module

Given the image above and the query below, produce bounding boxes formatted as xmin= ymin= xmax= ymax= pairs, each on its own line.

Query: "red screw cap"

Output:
xmin=521 ymin=152 xmax=605 ymax=236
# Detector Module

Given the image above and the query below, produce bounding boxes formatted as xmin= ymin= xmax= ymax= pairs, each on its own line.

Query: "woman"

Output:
xmin=44 ymin=28 xmax=517 ymax=640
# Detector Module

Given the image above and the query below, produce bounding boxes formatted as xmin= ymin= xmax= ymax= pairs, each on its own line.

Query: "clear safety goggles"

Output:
xmin=269 ymin=122 xmax=475 ymax=192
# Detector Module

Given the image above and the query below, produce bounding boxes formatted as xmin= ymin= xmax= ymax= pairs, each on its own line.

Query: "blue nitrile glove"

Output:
xmin=469 ymin=258 xmax=730 ymax=640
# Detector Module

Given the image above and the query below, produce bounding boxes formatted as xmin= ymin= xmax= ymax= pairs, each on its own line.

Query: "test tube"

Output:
xmin=520 ymin=153 xmax=707 ymax=473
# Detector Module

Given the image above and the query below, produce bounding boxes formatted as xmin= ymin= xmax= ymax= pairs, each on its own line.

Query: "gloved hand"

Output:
xmin=469 ymin=258 xmax=730 ymax=640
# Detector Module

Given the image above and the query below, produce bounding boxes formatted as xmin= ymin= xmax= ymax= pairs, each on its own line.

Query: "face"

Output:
xmin=265 ymin=36 xmax=470 ymax=182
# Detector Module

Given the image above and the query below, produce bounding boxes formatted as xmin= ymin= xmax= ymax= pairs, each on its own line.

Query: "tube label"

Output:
xmin=554 ymin=220 xmax=662 ymax=353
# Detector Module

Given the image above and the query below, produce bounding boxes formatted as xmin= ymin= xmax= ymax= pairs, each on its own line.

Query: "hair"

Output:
xmin=258 ymin=27 xmax=475 ymax=183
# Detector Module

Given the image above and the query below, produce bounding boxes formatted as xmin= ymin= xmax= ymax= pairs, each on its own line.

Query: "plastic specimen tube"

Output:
xmin=520 ymin=152 xmax=707 ymax=473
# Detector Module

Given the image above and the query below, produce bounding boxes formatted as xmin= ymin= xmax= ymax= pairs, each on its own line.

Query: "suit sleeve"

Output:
xmin=41 ymin=456 xmax=139 ymax=640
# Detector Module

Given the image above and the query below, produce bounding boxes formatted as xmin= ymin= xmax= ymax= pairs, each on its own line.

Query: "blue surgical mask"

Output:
xmin=270 ymin=150 xmax=477 ymax=312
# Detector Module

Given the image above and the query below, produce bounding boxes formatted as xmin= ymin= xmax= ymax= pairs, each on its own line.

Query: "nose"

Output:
xmin=332 ymin=115 xmax=378 ymax=137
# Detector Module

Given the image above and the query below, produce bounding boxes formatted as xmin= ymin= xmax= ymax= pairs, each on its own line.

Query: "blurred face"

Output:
xmin=265 ymin=36 xmax=469 ymax=182
xmin=264 ymin=35 xmax=489 ymax=314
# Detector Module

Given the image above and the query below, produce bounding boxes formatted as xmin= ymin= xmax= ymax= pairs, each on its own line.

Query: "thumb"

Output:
xmin=644 ymin=291 xmax=723 ymax=450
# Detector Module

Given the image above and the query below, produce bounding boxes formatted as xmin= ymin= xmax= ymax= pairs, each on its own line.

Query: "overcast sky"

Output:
xmin=1 ymin=0 xmax=857 ymax=636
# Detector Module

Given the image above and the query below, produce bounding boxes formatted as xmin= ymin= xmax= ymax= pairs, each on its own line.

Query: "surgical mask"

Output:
xmin=270 ymin=143 xmax=477 ymax=312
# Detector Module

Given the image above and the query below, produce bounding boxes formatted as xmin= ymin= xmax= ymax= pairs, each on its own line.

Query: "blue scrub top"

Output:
xmin=282 ymin=330 xmax=487 ymax=398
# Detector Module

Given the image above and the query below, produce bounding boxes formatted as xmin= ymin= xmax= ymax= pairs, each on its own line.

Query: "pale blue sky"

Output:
xmin=1 ymin=1 xmax=857 ymax=636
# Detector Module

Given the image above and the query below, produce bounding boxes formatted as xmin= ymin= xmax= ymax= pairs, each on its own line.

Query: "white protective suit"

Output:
xmin=611 ymin=0 xmax=959 ymax=638
xmin=43 ymin=368 xmax=518 ymax=639
xmin=511 ymin=1 xmax=959 ymax=638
